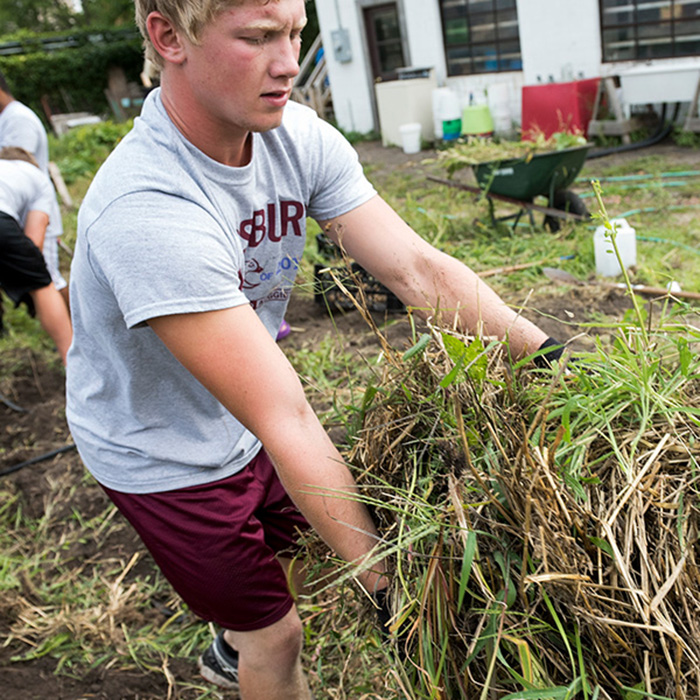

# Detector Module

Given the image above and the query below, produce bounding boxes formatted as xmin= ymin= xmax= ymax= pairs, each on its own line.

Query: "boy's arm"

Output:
xmin=148 ymin=305 xmax=387 ymax=593
xmin=318 ymin=194 xmax=549 ymax=359
xmin=24 ymin=210 xmax=49 ymax=251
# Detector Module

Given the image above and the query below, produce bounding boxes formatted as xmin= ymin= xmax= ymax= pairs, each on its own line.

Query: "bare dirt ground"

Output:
xmin=0 ymin=138 xmax=690 ymax=699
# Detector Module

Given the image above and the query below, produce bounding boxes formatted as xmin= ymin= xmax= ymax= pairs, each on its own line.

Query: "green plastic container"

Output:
xmin=474 ymin=144 xmax=591 ymax=201
xmin=461 ymin=104 xmax=494 ymax=136
xmin=442 ymin=118 xmax=462 ymax=141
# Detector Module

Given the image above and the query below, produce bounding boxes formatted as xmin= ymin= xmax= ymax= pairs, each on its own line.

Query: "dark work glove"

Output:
xmin=533 ymin=337 xmax=565 ymax=369
xmin=372 ymin=588 xmax=393 ymax=638
xmin=372 ymin=588 xmax=410 ymax=661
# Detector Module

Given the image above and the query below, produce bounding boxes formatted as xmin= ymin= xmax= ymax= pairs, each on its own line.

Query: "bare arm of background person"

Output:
xmin=23 ymin=210 xmax=48 ymax=250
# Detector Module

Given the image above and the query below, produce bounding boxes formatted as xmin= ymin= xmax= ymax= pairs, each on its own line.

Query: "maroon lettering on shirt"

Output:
xmin=280 ymin=200 xmax=304 ymax=238
xmin=238 ymin=209 xmax=267 ymax=247
xmin=238 ymin=200 xmax=305 ymax=247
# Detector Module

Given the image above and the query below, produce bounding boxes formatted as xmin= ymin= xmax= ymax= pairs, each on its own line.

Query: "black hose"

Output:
xmin=586 ymin=102 xmax=680 ymax=160
xmin=0 ymin=443 xmax=77 ymax=477
xmin=0 ymin=393 xmax=28 ymax=413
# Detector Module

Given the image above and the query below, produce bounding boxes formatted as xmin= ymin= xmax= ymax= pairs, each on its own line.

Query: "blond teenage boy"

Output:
xmin=66 ymin=1 xmax=563 ymax=698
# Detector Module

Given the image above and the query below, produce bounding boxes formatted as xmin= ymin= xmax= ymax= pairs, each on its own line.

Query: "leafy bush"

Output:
xmin=0 ymin=28 xmax=143 ymax=122
xmin=49 ymin=119 xmax=133 ymax=183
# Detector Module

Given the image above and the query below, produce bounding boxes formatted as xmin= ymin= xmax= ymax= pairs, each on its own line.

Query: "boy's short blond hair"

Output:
xmin=135 ymin=1 xmax=269 ymax=68
xmin=0 ymin=146 xmax=39 ymax=168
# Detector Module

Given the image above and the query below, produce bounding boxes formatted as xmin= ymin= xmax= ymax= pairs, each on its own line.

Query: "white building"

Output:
xmin=314 ymin=0 xmax=700 ymax=143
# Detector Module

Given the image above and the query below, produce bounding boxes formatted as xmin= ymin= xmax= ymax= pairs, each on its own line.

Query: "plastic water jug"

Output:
xmin=432 ymin=88 xmax=461 ymax=142
xmin=594 ymin=219 xmax=637 ymax=277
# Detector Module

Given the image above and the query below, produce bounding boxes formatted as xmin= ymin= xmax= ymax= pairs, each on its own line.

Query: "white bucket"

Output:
xmin=594 ymin=218 xmax=637 ymax=277
xmin=399 ymin=122 xmax=422 ymax=154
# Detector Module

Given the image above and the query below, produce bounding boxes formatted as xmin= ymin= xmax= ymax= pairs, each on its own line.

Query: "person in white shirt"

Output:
xmin=0 ymin=72 xmax=68 ymax=305
xmin=0 ymin=147 xmax=72 ymax=363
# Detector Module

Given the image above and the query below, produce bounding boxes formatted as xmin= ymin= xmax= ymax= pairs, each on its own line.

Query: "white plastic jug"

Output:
xmin=594 ymin=218 xmax=637 ymax=277
xmin=399 ymin=122 xmax=422 ymax=154
xmin=432 ymin=88 xmax=461 ymax=142
xmin=487 ymin=83 xmax=512 ymax=136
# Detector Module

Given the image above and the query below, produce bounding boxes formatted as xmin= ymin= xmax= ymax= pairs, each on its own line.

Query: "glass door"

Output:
xmin=364 ymin=3 xmax=406 ymax=82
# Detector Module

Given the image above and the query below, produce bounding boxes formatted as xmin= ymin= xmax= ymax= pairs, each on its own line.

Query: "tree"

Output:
xmin=77 ymin=0 xmax=135 ymax=29
xmin=300 ymin=0 xmax=319 ymax=63
xmin=0 ymin=0 xmax=75 ymax=34
xmin=0 ymin=0 xmax=135 ymax=36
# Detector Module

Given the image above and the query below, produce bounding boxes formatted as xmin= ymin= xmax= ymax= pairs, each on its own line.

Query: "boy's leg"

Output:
xmin=100 ymin=448 xmax=313 ymax=696
xmin=224 ymin=606 xmax=312 ymax=700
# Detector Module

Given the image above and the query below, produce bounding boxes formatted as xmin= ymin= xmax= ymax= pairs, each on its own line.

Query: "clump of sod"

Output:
xmin=313 ymin=194 xmax=700 ymax=699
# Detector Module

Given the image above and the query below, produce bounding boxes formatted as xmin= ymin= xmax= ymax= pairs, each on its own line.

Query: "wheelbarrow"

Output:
xmin=428 ymin=143 xmax=593 ymax=231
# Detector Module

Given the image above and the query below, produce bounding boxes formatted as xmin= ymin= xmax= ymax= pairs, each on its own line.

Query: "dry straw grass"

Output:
xmin=340 ymin=305 xmax=700 ymax=699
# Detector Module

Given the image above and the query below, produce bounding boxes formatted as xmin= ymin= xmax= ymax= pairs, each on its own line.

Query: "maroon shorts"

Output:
xmin=101 ymin=448 xmax=310 ymax=631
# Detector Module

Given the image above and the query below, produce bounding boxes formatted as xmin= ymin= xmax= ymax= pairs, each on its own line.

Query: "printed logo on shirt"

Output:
xmin=240 ymin=258 xmax=264 ymax=289
xmin=241 ymin=254 xmax=301 ymax=291
xmin=237 ymin=199 xmax=305 ymax=248
xmin=250 ymin=287 xmax=290 ymax=310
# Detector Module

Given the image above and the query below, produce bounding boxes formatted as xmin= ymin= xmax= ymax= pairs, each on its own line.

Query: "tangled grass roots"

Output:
xmin=347 ymin=323 xmax=700 ymax=699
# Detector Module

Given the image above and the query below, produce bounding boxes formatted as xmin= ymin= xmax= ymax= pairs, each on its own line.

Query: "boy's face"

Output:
xmin=179 ymin=0 xmax=306 ymax=140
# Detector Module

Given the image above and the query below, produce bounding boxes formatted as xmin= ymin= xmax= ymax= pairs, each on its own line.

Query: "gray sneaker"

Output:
xmin=198 ymin=632 xmax=240 ymax=690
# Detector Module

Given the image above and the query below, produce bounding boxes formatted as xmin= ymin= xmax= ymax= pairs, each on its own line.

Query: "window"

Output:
xmin=600 ymin=0 xmax=700 ymax=61
xmin=439 ymin=0 xmax=522 ymax=76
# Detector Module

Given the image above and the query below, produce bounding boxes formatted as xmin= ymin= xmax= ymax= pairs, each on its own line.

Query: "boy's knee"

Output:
xmin=231 ymin=607 xmax=304 ymax=671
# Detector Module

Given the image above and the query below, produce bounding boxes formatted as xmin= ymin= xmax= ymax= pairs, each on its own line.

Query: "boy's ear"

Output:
xmin=146 ymin=11 xmax=187 ymax=65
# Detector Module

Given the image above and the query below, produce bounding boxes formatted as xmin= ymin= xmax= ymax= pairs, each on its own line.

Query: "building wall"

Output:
xmin=315 ymin=0 xmax=698 ymax=139
xmin=315 ymin=0 xmax=376 ymax=134
xmin=401 ymin=0 xmax=447 ymax=85
xmin=517 ymin=0 xmax=602 ymax=85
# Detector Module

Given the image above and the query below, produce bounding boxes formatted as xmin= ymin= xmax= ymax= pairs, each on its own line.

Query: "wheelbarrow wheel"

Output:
xmin=544 ymin=189 xmax=589 ymax=232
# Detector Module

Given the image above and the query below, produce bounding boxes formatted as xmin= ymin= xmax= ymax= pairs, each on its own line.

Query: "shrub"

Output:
xmin=0 ymin=28 xmax=143 ymax=122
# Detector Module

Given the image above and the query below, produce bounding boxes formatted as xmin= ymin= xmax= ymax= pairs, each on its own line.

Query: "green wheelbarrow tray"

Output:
xmin=474 ymin=143 xmax=593 ymax=202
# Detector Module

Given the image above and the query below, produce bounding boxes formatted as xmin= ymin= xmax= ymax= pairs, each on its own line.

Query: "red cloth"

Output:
xmin=521 ymin=78 xmax=600 ymax=140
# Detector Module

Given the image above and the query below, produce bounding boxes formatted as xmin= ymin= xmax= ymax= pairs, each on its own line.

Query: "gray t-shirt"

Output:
xmin=0 ymin=100 xmax=63 ymax=239
xmin=66 ymin=89 xmax=376 ymax=494
xmin=0 ymin=159 xmax=54 ymax=224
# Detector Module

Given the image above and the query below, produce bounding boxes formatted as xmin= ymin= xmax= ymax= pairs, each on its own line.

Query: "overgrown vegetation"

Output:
xmin=0 ymin=30 xmax=143 ymax=121
xmin=322 ymin=186 xmax=700 ymax=698
xmin=48 ymin=119 xmax=133 ymax=184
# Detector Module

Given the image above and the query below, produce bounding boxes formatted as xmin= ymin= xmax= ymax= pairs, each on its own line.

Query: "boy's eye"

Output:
xmin=243 ymin=35 xmax=267 ymax=45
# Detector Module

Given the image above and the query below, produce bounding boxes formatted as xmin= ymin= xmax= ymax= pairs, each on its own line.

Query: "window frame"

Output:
xmin=438 ymin=0 xmax=523 ymax=77
xmin=599 ymin=0 xmax=700 ymax=62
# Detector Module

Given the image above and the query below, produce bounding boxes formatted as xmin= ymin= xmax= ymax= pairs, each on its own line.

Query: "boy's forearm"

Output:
xmin=265 ymin=417 xmax=388 ymax=593
xmin=392 ymin=250 xmax=549 ymax=358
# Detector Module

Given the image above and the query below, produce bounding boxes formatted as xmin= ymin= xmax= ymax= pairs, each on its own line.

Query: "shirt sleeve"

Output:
xmin=1 ymin=118 xmax=43 ymax=160
xmin=28 ymin=171 xmax=55 ymax=217
xmin=84 ymin=190 xmax=250 ymax=329
xmin=305 ymin=118 xmax=377 ymax=222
